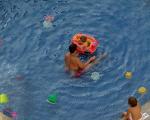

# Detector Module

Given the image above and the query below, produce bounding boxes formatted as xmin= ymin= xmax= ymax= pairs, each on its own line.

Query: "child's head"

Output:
xmin=128 ymin=96 xmax=137 ymax=107
xmin=80 ymin=36 xmax=87 ymax=42
xmin=69 ymin=44 xmax=77 ymax=53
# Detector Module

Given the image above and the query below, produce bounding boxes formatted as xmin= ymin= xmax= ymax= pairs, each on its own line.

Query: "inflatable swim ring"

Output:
xmin=72 ymin=33 xmax=99 ymax=54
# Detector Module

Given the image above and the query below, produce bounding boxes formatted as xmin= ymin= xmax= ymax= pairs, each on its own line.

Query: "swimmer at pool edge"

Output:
xmin=122 ymin=96 xmax=142 ymax=120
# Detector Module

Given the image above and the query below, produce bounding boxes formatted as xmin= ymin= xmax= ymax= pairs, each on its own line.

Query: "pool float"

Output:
xmin=47 ymin=94 xmax=57 ymax=104
xmin=137 ymin=87 xmax=147 ymax=94
xmin=0 ymin=93 xmax=9 ymax=104
xmin=72 ymin=33 xmax=99 ymax=54
xmin=124 ymin=71 xmax=132 ymax=79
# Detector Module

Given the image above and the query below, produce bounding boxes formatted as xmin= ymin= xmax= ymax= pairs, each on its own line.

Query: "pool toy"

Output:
xmin=72 ymin=33 xmax=99 ymax=54
xmin=137 ymin=87 xmax=147 ymax=94
xmin=3 ymin=108 xmax=17 ymax=118
xmin=43 ymin=21 xmax=52 ymax=28
xmin=47 ymin=94 xmax=57 ymax=104
xmin=91 ymin=72 xmax=100 ymax=80
xmin=45 ymin=15 xmax=54 ymax=22
xmin=124 ymin=71 xmax=132 ymax=79
xmin=43 ymin=15 xmax=54 ymax=28
xmin=0 ymin=94 xmax=9 ymax=104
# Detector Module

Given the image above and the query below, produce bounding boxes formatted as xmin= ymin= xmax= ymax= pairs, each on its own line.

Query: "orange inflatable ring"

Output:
xmin=71 ymin=33 xmax=99 ymax=54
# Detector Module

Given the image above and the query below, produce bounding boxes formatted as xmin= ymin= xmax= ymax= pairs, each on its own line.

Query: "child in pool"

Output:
xmin=64 ymin=44 xmax=96 ymax=77
xmin=122 ymin=96 xmax=142 ymax=120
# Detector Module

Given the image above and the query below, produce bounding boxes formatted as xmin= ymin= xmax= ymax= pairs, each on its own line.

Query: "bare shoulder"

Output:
xmin=127 ymin=108 xmax=132 ymax=113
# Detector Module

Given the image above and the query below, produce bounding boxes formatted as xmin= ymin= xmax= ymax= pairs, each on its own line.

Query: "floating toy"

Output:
xmin=2 ymin=108 xmax=17 ymax=118
xmin=45 ymin=15 xmax=54 ymax=22
xmin=43 ymin=15 xmax=54 ymax=28
xmin=137 ymin=87 xmax=147 ymax=94
xmin=124 ymin=71 xmax=132 ymax=79
xmin=47 ymin=94 xmax=57 ymax=104
xmin=72 ymin=33 xmax=99 ymax=54
xmin=0 ymin=93 xmax=9 ymax=104
xmin=91 ymin=72 xmax=100 ymax=80
xmin=43 ymin=21 xmax=52 ymax=28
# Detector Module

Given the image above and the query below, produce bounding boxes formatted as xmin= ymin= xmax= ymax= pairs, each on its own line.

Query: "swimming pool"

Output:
xmin=0 ymin=0 xmax=150 ymax=120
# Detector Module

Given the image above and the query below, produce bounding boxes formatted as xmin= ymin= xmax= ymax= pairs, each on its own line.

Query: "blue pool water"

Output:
xmin=0 ymin=0 xmax=150 ymax=120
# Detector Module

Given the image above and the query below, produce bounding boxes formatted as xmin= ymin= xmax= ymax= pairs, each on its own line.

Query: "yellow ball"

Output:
xmin=0 ymin=93 xmax=9 ymax=104
xmin=124 ymin=72 xmax=132 ymax=79
xmin=138 ymin=87 xmax=147 ymax=94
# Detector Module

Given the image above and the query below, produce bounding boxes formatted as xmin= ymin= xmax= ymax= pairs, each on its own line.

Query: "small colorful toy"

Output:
xmin=43 ymin=15 xmax=54 ymax=28
xmin=0 ymin=93 xmax=9 ymax=104
xmin=47 ymin=94 xmax=57 ymax=104
xmin=138 ymin=87 xmax=147 ymax=94
xmin=124 ymin=71 xmax=132 ymax=79
xmin=44 ymin=15 xmax=54 ymax=22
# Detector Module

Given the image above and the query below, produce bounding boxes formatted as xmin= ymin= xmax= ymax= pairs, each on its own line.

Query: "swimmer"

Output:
xmin=122 ymin=96 xmax=142 ymax=120
xmin=64 ymin=44 xmax=107 ymax=77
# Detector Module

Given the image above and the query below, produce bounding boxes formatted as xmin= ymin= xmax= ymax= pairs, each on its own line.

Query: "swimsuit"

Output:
xmin=74 ymin=69 xmax=84 ymax=77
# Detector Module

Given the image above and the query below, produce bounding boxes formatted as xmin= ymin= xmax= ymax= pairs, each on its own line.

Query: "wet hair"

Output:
xmin=69 ymin=44 xmax=77 ymax=53
xmin=80 ymin=36 xmax=87 ymax=42
xmin=128 ymin=96 xmax=137 ymax=107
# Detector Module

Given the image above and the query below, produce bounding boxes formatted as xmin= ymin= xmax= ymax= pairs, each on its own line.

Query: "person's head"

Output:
xmin=80 ymin=36 xmax=87 ymax=42
xmin=69 ymin=44 xmax=77 ymax=54
xmin=128 ymin=96 xmax=137 ymax=107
